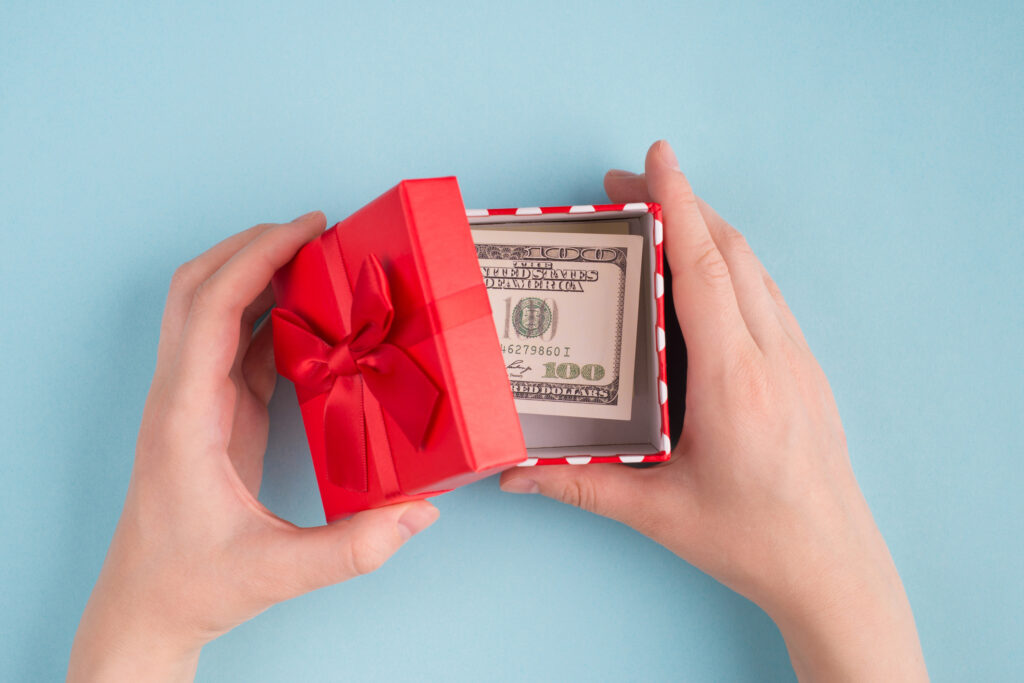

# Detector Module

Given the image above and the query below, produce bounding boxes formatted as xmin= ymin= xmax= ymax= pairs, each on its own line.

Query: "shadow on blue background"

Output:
xmin=1 ymin=1 xmax=1021 ymax=680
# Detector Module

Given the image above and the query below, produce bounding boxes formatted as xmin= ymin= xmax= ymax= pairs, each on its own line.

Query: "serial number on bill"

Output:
xmin=501 ymin=344 xmax=571 ymax=357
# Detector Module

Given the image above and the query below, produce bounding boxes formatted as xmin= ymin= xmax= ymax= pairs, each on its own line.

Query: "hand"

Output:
xmin=500 ymin=142 xmax=928 ymax=681
xmin=68 ymin=212 xmax=439 ymax=682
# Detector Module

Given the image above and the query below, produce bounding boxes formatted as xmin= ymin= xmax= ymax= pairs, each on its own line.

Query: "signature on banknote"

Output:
xmin=506 ymin=359 xmax=532 ymax=378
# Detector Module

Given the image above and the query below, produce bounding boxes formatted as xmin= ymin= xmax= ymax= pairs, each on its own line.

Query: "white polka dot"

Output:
xmin=566 ymin=456 xmax=592 ymax=465
xmin=655 ymin=273 xmax=664 ymax=297
xmin=465 ymin=208 xmax=489 ymax=217
xmin=654 ymin=219 xmax=664 ymax=245
xmin=619 ymin=455 xmax=645 ymax=464
xmin=657 ymin=326 xmax=665 ymax=351
xmin=659 ymin=380 xmax=668 ymax=404
xmin=661 ymin=434 xmax=671 ymax=455
xmin=515 ymin=206 xmax=542 ymax=215
xmin=517 ymin=458 xmax=538 ymax=467
xmin=622 ymin=202 xmax=647 ymax=212
xmin=569 ymin=205 xmax=595 ymax=213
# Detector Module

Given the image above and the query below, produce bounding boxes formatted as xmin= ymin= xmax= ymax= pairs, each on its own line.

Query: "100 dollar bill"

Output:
xmin=471 ymin=228 xmax=643 ymax=420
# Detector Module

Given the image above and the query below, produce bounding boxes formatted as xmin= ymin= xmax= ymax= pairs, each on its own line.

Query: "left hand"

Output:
xmin=68 ymin=211 xmax=439 ymax=682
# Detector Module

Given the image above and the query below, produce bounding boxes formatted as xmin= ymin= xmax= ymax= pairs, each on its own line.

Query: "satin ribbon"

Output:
xmin=272 ymin=254 xmax=441 ymax=492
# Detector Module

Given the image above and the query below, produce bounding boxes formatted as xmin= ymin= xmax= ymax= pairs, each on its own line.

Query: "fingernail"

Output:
xmin=607 ymin=169 xmax=638 ymax=177
xmin=500 ymin=478 xmax=540 ymax=494
xmin=657 ymin=140 xmax=679 ymax=170
xmin=397 ymin=502 xmax=440 ymax=540
xmin=292 ymin=210 xmax=321 ymax=223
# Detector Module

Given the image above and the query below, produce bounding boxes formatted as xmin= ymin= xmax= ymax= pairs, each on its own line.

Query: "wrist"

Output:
xmin=70 ymin=586 xmax=203 ymax=682
xmin=69 ymin=617 xmax=201 ymax=683
xmin=69 ymin=557 xmax=206 ymax=682
xmin=765 ymin=560 xmax=927 ymax=681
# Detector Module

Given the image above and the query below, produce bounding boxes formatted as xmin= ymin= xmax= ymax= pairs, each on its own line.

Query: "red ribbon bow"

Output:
xmin=271 ymin=255 xmax=440 ymax=492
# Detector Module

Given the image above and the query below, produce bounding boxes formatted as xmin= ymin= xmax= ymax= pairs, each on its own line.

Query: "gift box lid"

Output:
xmin=272 ymin=178 xmax=528 ymax=518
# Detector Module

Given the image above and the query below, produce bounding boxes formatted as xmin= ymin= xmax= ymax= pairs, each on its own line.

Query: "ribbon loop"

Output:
xmin=272 ymin=254 xmax=441 ymax=492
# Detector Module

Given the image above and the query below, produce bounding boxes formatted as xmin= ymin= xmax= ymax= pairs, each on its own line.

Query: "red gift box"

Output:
xmin=272 ymin=177 xmax=669 ymax=520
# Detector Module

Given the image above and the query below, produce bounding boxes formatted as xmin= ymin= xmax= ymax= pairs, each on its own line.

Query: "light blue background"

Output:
xmin=2 ymin=1 xmax=1022 ymax=680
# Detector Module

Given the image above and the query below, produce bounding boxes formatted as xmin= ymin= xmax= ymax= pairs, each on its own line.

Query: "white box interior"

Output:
xmin=469 ymin=210 xmax=662 ymax=458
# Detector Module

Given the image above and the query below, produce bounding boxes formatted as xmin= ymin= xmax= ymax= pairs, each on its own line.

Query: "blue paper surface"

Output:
xmin=1 ymin=1 xmax=1021 ymax=680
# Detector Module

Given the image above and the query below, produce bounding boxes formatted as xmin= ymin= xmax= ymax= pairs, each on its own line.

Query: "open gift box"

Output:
xmin=272 ymin=178 xmax=670 ymax=520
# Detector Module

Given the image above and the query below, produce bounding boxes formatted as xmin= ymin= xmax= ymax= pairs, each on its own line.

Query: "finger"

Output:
xmin=232 ymin=284 xmax=275 ymax=375
xmin=694 ymin=198 xmax=808 ymax=348
xmin=643 ymin=141 xmax=755 ymax=361
xmin=500 ymin=464 xmax=680 ymax=538
xmin=158 ymin=222 xmax=277 ymax=373
xmin=608 ymin=167 xmax=802 ymax=350
xmin=242 ymin=317 xmax=277 ymax=405
xmin=694 ymin=198 xmax=784 ymax=349
xmin=759 ymin=264 xmax=809 ymax=348
xmin=224 ymin=386 xmax=268 ymax=497
xmin=604 ymin=169 xmax=652 ymax=203
xmin=178 ymin=211 xmax=326 ymax=384
xmin=242 ymin=284 xmax=276 ymax=329
xmin=280 ymin=501 xmax=439 ymax=595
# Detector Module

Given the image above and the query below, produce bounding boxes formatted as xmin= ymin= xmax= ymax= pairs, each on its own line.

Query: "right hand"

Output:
xmin=500 ymin=141 xmax=928 ymax=681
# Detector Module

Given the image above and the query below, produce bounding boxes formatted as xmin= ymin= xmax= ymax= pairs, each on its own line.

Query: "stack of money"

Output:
xmin=472 ymin=227 xmax=643 ymax=421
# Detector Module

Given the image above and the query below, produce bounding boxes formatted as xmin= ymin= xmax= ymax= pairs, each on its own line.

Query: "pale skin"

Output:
xmin=69 ymin=141 xmax=927 ymax=681
xmin=68 ymin=211 xmax=440 ymax=681
xmin=502 ymin=142 xmax=928 ymax=681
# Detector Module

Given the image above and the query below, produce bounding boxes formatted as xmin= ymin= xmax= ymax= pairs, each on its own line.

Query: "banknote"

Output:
xmin=471 ymin=228 xmax=643 ymax=420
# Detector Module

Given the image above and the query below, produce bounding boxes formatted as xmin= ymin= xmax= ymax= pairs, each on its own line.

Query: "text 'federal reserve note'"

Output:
xmin=471 ymin=228 xmax=643 ymax=420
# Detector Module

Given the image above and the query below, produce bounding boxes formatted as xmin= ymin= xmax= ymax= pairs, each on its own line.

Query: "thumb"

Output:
xmin=281 ymin=501 xmax=439 ymax=594
xmin=499 ymin=464 xmax=658 ymax=530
